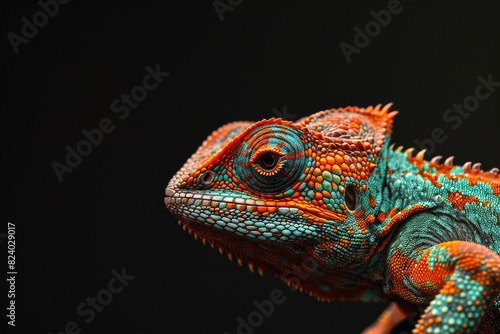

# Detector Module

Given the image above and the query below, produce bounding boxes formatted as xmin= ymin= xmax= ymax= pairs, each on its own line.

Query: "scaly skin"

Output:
xmin=164 ymin=104 xmax=500 ymax=333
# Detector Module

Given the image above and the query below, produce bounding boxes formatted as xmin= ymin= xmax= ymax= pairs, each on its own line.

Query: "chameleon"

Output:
xmin=164 ymin=104 xmax=500 ymax=333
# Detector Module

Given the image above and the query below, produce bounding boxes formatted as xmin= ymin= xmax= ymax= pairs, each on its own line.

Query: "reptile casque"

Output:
xmin=164 ymin=104 xmax=500 ymax=333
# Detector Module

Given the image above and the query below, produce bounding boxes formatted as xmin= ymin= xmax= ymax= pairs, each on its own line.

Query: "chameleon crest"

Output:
xmin=165 ymin=104 xmax=500 ymax=333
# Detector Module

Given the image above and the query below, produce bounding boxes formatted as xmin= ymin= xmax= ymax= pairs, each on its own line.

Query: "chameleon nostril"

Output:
xmin=197 ymin=170 xmax=215 ymax=187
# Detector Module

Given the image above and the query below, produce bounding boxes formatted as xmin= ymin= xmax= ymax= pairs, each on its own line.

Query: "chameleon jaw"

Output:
xmin=164 ymin=187 xmax=385 ymax=303
xmin=164 ymin=186 xmax=336 ymax=243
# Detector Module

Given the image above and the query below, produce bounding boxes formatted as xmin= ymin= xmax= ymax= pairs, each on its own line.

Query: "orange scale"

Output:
xmin=257 ymin=206 xmax=267 ymax=213
xmin=332 ymin=165 xmax=342 ymax=175
xmin=326 ymin=156 xmax=336 ymax=165
xmin=267 ymin=207 xmax=278 ymax=214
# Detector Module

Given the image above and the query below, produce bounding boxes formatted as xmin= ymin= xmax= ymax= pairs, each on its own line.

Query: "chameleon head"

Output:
xmin=165 ymin=104 xmax=397 ymax=300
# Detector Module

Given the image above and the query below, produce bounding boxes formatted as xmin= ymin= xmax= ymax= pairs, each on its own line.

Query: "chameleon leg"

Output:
xmin=389 ymin=241 xmax=500 ymax=333
xmin=361 ymin=301 xmax=415 ymax=334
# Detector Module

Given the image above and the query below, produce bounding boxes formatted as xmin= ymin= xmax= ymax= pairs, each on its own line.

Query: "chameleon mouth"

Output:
xmin=164 ymin=187 xmax=340 ymax=244
xmin=164 ymin=187 xmax=345 ymax=229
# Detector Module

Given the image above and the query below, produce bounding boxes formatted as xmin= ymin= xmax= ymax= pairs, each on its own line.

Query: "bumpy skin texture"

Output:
xmin=164 ymin=104 xmax=500 ymax=333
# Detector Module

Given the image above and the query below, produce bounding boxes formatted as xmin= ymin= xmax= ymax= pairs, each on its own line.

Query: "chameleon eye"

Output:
xmin=344 ymin=184 xmax=358 ymax=211
xmin=257 ymin=152 xmax=280 ymax=171
xmin=233 ymin=124 xmax=309 ymax=193
xmin=252 ymin=151 xmax=282 ymax=176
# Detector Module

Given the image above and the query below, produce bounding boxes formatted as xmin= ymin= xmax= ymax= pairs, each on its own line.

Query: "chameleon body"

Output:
xmin=164 ymin=104 xmax=500 ymax=333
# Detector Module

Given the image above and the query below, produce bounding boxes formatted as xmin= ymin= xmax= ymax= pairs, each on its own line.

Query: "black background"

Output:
xmin=3 ymin=1 xmax=500 ymax=333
